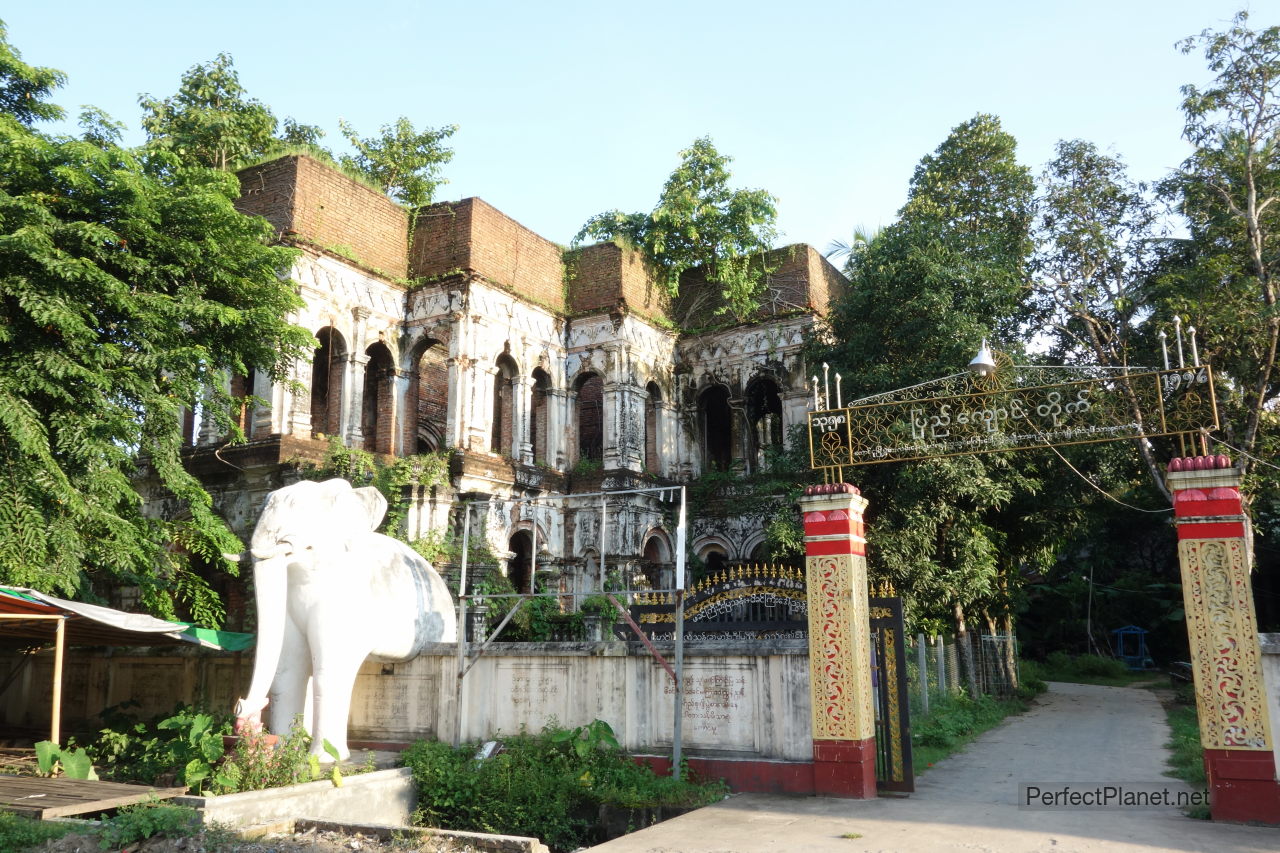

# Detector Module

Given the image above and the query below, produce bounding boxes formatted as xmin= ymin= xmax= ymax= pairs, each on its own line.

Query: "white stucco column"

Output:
xmin=342 ymin=352 xmax=370 ymax=447
xmin=546 ymin=387 xmax=569 ymax=471
xmin=609 ymin=384 xmax=645 ymax=472
xmin=782 ymin=390 xmax=811 ymax=450
xmin=514 ymin=374 xmax=534 ymax=463
xmin=444 ymin=356 xmax=469 ymax=450
xmin=196 ymin=373 xmax=231 ymax=447
xmin=602 ymin=381 xmax=623 ymax=470
xmin=388 ymin=368 xmax=410 ymax=456
xmin=656 ymin=399 xmax=678 ymax=478
xmin=473 ymin=364 xmax=499 ymax=453
xmin=282 ymin=355 xmax=313 ymax=437
xmin=251 ymin=369 xmax=274 ymax=439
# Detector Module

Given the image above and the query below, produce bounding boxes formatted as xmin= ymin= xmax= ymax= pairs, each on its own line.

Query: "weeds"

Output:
xmin=0 ymin=811 xmax=78 ymax=850
xmin=97 ymin=802 xmax=201 ymax=849
xmin=911 ymin=693 xmax=1031 ymax=775
xmin=402 ymin=720 xmax=726 ymax=852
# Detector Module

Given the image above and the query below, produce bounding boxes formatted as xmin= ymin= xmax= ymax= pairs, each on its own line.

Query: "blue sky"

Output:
xmin=5 ymin=1 xmax=1274 ymax=252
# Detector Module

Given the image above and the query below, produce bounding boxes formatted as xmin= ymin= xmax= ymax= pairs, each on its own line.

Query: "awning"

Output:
xmin=0 ymin=587 xmax=254 ymax=651
xmin=0 ymin=587 xmax=255 ymax=746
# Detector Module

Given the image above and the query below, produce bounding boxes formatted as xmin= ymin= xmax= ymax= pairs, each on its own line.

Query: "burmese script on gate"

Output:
xmin=808 ymin=366 xmax=1218 ymax=468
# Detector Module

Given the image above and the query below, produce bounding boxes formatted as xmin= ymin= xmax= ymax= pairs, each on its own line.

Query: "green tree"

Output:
xmin=0 ymin=29 xmax=313 ymax=623
xmin=139 ymin=53 xmax=280 ymax=171
xmin=820 ymin=115 xmax=1039 ymax=658
xmin=574 ymin=137 xmax=778 ymax=324
xmin=1033 ymin=139 xmax=1170 ymax=500
xmin=1159 ymin=10 xmax=1280 ymax=477
xmin=0 ymin=20 xmax=63 ymax=125
xmin=338 ymin=116 xmax=456 ymax=207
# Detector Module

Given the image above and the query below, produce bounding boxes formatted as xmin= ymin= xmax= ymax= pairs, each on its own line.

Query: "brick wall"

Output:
xmin=672 ymin=244 xmax=848 ymax=323
xmin=766 ymin=244 xmax=848 ymax=315
xmin=236 ymin=155 xmax=409 ymax=280
xmin=566 ymin=242 xmax=670 ymax=320
xmin=410 ymin=198 xmax=565 ymax=312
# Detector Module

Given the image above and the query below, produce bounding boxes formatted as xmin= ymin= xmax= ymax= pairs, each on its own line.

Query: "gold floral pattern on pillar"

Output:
xmin=1180 ymin=537 xmax=1273 ymax=750
xmin=805 ymin=553 xmax=875 ymax=741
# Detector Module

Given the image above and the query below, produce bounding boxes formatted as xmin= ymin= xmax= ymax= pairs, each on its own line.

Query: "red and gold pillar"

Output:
xmin=1169 ymin=455 xmax=1280 ymax=823
xmin=801 ymin=483 xmax=877 ymax=798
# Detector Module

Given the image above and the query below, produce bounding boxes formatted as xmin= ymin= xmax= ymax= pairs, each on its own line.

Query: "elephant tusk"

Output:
xmin=222 ymin=552 xmax=243 ymax=563
xmin=250 ymin=543 xmax=291 ymax=561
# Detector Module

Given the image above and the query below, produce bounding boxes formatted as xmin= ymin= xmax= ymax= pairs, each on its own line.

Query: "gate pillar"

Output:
xmin=1168 ymin=455 xmax=1280 ymax=823
xmin=800 ymin=483 xmax=876 ymax=798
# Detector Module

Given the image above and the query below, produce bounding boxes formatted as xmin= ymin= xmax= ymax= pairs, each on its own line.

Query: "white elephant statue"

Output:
xmin=233 ymin=478 xmax=456 ymax=761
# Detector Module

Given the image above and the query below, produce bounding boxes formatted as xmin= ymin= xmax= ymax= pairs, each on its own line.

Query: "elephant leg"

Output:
xmin=309 ymin=635 xmax=368 ymax=762
xmin=267 ymin=614 xmax=310 ymax=737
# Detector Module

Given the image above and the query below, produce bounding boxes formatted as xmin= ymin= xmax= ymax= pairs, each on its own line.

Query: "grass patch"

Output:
xmin=0 ymin=811 xmax=79 ymax=850
xmin=1025 ymin=653 xmax=1155 ymax=687
xmin=911 ymin=693 xmax=1032 ymax=776
xmin=1163 ymin=699 xmax=1212 ymax=819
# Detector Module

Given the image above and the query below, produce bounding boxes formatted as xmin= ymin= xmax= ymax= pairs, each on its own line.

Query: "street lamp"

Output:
xmin=968 ymin=338 xmax=997 ymax=378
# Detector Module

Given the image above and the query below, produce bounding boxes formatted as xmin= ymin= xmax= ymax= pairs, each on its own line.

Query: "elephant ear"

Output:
xmin=345 ymin=486 xmax=388 ymax=532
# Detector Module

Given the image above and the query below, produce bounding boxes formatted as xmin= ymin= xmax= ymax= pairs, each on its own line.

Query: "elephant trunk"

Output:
xmin=234 ymin=552 xmax=289 ymax=730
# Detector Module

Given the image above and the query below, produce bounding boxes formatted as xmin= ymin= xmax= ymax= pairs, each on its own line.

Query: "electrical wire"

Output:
xmin=1208 ymin=435 xmax=1280 ymax=474
xmin=1043 ymin=440 xmax=1171 ymax=513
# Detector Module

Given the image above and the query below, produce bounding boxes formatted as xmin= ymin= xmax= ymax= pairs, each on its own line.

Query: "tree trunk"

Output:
xmin=954 ymin=601 xmax=979 ymax=699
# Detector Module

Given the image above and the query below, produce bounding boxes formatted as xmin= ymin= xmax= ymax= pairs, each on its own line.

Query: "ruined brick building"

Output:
xmin=150 ymin=154 xmax=846 ymax=617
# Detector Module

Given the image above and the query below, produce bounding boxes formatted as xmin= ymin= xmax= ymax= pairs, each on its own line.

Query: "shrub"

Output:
xmin=402 ymin=721 xmax=726 ymax=852
xmin=83 ymin=704 xmax=232 ymax=790
xmin=1038 ymin=652 xmax=1130 ymax=682
xmin=912 ymin=694 xmax=1017 ymax=749
xmin=0 ymin=811 xmax=77 ymax=850
xmin=1070 ymin=654 xmax=1130 ymax=679
xmin=97 ymin=802 xmax=200 ymax=849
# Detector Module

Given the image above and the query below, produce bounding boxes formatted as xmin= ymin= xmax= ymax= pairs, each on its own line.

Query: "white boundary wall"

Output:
xmin=0 ymin=642 xmax=812 ymax=763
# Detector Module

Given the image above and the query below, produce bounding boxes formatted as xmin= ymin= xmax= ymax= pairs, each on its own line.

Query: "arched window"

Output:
xmin=642 ymin=532 xmax=671 ymax=589
xmin=530 ymin=368 xmax=551 ymax=466
xmin=362 ymin=342 xmax=395 ymax=453
xmin=698 ymin=385 xmax=733 ymax=472
xmin=408 ymin=339 xmax=448 ymax=453
xmin=491 ymin=355 xmax=518 ymax=455
xmin=576 ymin=372 xmax=603 ymax=463
xmin=746 ymin=377 xmax=783 ymax=472
xmin=311 ymin=327 xmax=347 ymax=439
xmin=508 ymin=530 xmax=533 ymax=595
xmin=644 ymin=382 xmax=661 ymax=475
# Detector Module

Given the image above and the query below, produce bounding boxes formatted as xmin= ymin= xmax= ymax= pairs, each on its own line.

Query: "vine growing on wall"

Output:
xmin=292 ymin=437 xmax=450 ymax=540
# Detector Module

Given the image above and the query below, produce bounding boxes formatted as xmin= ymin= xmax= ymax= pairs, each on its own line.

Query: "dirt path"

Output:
xmin=586 ymin=682 xmax=1279 ymax=852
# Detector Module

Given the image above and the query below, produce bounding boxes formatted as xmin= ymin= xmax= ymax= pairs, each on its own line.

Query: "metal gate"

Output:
xmin=870 ymin=596 xmax=914 ymax=793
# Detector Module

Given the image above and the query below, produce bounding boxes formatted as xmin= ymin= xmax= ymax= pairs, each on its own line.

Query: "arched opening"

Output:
xmin=362 ymin=342 xmax=395 ymax=453
xmin=229 ymin=371 xmax=253 ymax=440
xmin=642 ymin=532 xmax=671 ymax=589
xmin=746 ymin=377 xmax=783 ymax=472
xmin=749 ymin=540 xmax=770 ymax=562
xmin=702 ymin=546 xmax=728 ymax=579
xmin=491 ymin=355 xmax=518 ymax=455
xmin=311 ymin=327 xmax=347 ymax=439
xmin=530 ymin=368 xmax=551 ymax=466
xmin=507 ymin=529 xmax=533 ymax=595
xmin=408 ymin=339 xmax=448 ymax=453
xmin=644 ymin=382 xmax=661 ymax=475
xmin=699 ymin=385 xmax=733 ymax=472
xmin=576 ymin=372 xmax=603 ymax=464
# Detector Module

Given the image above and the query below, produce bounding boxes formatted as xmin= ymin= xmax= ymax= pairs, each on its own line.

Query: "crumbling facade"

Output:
xmin=153 ymin=154 xmax=847 ymax=613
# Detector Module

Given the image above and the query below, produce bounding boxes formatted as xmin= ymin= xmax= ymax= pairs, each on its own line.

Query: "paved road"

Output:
xmin=587 ymin=682 xmax=1278 ymax=852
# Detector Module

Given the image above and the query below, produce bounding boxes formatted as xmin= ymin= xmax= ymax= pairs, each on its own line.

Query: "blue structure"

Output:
xmin=1111 ymin=625 xmax=1154 ymax=670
